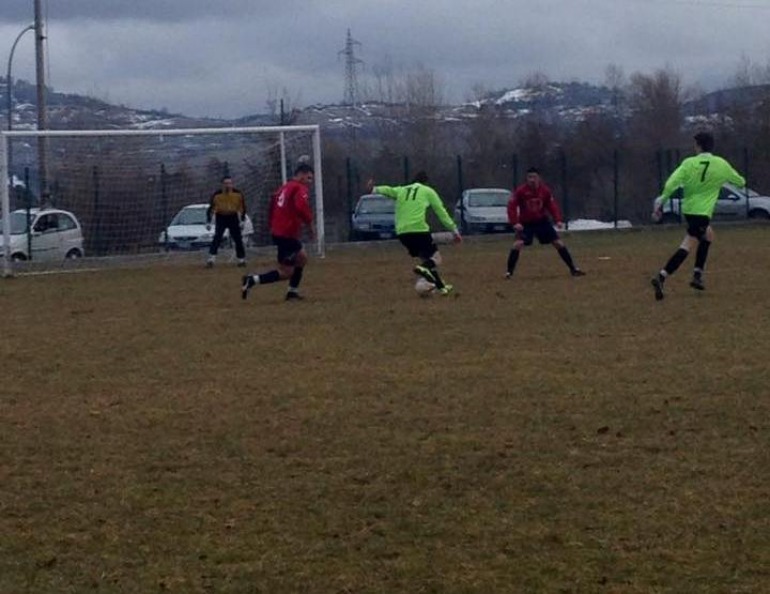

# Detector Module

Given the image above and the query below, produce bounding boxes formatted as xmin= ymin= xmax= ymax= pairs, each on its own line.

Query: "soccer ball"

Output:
xmin=414 ymin=277 xmax=436 ymax=296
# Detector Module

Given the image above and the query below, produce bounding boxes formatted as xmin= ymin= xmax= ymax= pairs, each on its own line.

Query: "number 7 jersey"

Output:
xmin=660 ymin=152 xmax=746 ymax=217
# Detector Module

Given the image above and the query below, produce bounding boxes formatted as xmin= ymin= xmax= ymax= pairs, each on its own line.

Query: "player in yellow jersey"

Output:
xmin=206 ymin=176 xmax=248 ymax=268
xmin=651 ymin=132 xmax=745 ymax=300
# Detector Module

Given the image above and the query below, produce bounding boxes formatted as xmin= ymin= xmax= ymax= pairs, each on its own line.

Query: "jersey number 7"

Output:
xmin=699 ymin=161 xmax=710 ymax=182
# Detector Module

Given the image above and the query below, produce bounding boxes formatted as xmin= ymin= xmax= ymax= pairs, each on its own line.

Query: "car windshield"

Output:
xmin=741 ymin=187 xmax=759 ymax=198
xmin=467 ymin=191 xmax=509 ymax=207
xmin=171 ymin=208 xmax=207 ymax=226
xmin=357 ymin=196 xmax=394 ymax=214
xmin=0 ymin=212 xmax=34 ymax=235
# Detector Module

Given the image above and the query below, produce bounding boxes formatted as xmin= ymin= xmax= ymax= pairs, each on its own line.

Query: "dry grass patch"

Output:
xmin=1 ymin=226 xmax=769 ymax=593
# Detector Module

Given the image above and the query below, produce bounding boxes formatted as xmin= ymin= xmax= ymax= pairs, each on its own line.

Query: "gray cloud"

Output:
xmin=3 ymin=0 xmax=770 ymax=118
xmin=0 ymin=1 xmax=286 ymax=23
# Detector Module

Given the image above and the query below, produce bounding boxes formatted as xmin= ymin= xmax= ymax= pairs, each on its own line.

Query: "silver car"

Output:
xmin=453 ymin=188 xmax=512 ymax=234
xmin=0 ymin=208 xmax=85 ymax=262
xmin=658 ymin=184 xmax=770 ymax=223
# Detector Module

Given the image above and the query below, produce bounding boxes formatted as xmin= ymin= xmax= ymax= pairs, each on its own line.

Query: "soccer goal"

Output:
xmin=1 ymin=124 xmax=325 ymax=276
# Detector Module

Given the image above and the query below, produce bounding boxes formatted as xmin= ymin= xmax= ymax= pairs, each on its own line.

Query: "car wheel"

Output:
xmin=65 ymin=248 xmax=83 ymax=259
xmin=11 ymin=253 xmax=27 ymax=262
xmin=748 ymin=209 xmax=770 ymax=220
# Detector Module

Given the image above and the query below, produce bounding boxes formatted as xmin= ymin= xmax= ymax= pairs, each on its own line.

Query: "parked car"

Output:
xmin=454 ymin=188 xmax=512 ymax=234
xmin=351 ymin=193 xmax=396 ymax=240
xmin=657 ymin=184 xmax=770 ymax=223
xmin=159 ymin=203 xmax=254 ymax=250
xmin=0 ymin=208 xmax=85 ymax=262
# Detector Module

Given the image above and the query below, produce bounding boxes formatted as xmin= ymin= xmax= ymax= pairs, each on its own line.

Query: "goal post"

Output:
xmin=1 ymin=124 xmax=324 ymax=277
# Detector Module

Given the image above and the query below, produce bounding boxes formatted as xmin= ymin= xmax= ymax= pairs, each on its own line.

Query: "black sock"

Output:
xmin=664 ymin=248 xmax=689 ymax=277
xmin=507 ymin=249 xmax=520 ymax=274
xmin=557 ymin=246 xmax=576 ymax=272
xmin=694 ymin=241 xmax=711 ymax=276
xmin=289 ymin=267 xmax=304 ymax=290
xmin=421 ymin=259 xmax=445 ymax=290
xmin=257 ymin=270 xmax=280 ymax=285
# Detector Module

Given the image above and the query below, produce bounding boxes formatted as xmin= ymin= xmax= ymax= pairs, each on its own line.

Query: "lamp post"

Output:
xmin=34 ymin=0 xmax=50 ymax=201
xmin=6 ymin=23 xmax=35 ymax=179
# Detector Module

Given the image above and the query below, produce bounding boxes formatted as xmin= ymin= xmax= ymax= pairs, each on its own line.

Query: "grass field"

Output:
xmin=1 ymin=226 xmax=769 ymax=593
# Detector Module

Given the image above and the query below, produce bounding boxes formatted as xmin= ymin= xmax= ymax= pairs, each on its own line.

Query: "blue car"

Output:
xmin=351 ymin=194 xmax=396 ymax=240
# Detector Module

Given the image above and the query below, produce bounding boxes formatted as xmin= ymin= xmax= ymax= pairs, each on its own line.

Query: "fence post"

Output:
xmin=402 ymin=155 xmax=410 ymax=184
xmin=93 ymin=165 xmax=101 ymax=255
xmin=613 ymin=149 xmax=619 ymax=228
xmin=456 ymin=154 xmax=465 ymax=233
xmin=346 ymin=157 xmax=354 ymax=241
xmin=743 ymin=147 xmax=750 ymax=218
xmin=25 ymin=167 xmax=32 ymax=260
xmin=560 ymin=149 xmax=569 ymax=230
xmin=160 ymin=163 xmax=168 ymax=250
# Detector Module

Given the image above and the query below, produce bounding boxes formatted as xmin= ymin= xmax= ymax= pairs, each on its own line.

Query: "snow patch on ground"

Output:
xmin=567 ymin=219 xmax=632 ymax=231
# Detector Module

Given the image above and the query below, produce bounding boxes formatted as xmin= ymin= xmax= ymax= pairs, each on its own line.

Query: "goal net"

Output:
xmin=1 ymin=125 xmax=324 ymax=276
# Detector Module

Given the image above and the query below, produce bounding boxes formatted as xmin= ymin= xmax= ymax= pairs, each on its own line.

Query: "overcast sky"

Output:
xmin=2 ymin=0 xmax=770 ymax=119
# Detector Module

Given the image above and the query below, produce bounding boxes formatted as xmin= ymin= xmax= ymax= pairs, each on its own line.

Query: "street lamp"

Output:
xmin=6 ymin=23 xmax=35 ymax=178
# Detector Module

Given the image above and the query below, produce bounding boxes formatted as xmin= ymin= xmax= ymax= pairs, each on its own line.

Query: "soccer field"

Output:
xmin=2 ymin=226 xmax=769 ymax=593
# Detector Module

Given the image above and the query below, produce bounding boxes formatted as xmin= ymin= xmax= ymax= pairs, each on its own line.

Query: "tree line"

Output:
xmin=316 ymin=64 xmax=770 ymax=228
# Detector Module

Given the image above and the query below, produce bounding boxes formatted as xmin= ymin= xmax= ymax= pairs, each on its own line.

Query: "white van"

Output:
xmin=0 ymin=208 xmax=85 ymax=262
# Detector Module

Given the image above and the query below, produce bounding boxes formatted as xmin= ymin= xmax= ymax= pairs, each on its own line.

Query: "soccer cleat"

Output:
xmin=414 ymin=265 xmax=437 ymax=284
xmin=285 ymin=291 xmax=305 ymax=301
xmin=437 ymin=284 xmax=454 ymax=296
xmin=689 ymin=277 xmax=705 ymax=291
xmin=504 ymin=272 xmax=512 ymax=280
xmin=237 ymin=259 xmax=246 ymax=268
xmin=241 ymin=275 xmax=255 ymax=300
xmin=570 ymin=268 xmax=586 ymax=277
xmin=651 ymin=277 xmax=665 ymax=301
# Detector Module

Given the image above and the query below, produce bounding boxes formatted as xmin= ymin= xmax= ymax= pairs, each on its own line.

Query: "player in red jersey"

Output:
xmin=505 ymin=167 xmax=585 ymax=279
xmin=241 ymin=163 xmax=315 ymax=301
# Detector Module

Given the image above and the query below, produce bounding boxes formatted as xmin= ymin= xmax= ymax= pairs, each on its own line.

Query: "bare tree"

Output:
xmin=626 ymin=66 xmax=688 ymax=149
xmin=265 ymin=84 xmax=303 ymax=124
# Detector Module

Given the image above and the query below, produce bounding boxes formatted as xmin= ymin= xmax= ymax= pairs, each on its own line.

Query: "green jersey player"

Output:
xmin=651 ymin=132 xmax=745 ymax=300
xmin=368 ymin=171 xmax=462 ymax=294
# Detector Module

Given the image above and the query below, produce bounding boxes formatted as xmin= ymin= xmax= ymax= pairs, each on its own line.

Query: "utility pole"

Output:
xmin=34 ymin=0 xmax=50 ymax=201
xmin=338 ymin=29 xmax=363 ymax=107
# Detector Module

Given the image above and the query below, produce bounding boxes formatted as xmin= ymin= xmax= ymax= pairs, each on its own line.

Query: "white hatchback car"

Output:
xmin=453 ymin=188 xmax=512 ymax=234
xmin=0 ymin=208 xmax=85 ymax=262
xmin=159 ymin=203 xmax=255 ymax=250
xmin=657 ymin=184 xmax=770 ymax=223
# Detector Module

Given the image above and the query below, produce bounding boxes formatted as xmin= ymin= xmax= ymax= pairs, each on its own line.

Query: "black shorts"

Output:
xmin=685 ymin=215 xmax=710 ymax=239
xmin=519 ymin=220 xmax=559 ymax=245
xmin=398 ymin=232 xmax=438 ymax=260
xmin=272 ymin=235 xmax=303 ymax=265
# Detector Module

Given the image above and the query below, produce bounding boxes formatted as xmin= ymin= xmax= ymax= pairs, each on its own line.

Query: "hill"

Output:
xmin=4 ymin=77 xmax=769 ymax=136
